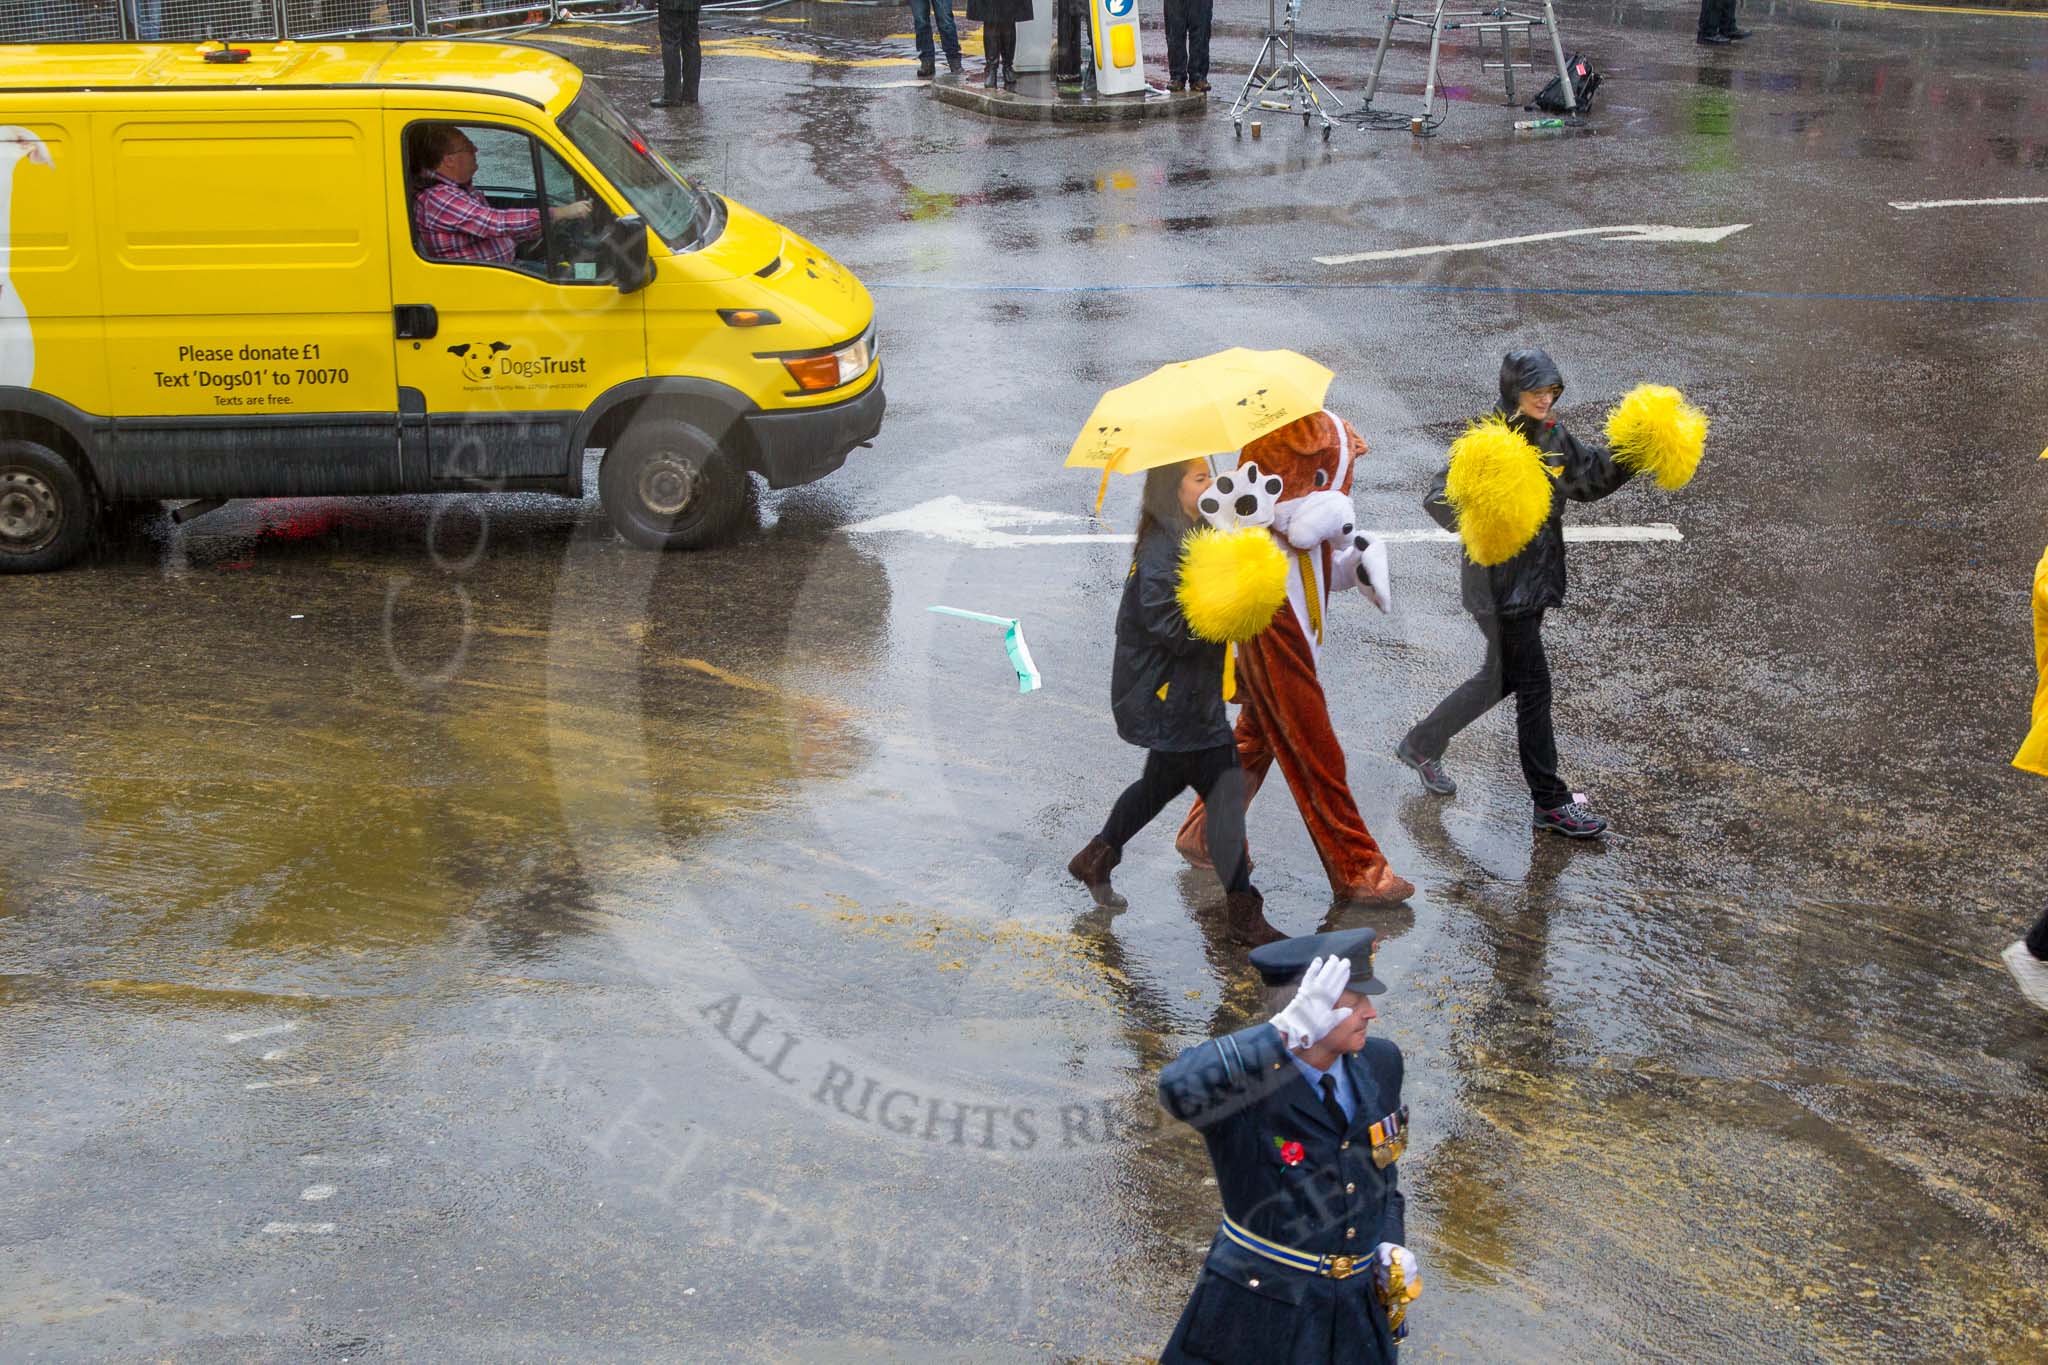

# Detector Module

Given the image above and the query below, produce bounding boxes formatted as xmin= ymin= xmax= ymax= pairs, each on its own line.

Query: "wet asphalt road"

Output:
xmin=6 ymin=2 xmax=2048 ymax=1360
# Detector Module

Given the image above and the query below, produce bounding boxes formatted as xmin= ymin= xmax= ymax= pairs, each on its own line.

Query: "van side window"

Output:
xmin=407 ymin=122 xmax=609 ymax=283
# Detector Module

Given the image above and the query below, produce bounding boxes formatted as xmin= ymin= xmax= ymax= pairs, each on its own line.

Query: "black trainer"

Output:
xmin=1394 ymin=741 xmax=1456 ymax=796
xmin=1533 ymin=802 xmax=1608 ymax=838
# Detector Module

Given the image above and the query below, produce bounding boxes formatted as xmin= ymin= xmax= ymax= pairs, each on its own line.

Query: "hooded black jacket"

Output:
xmin=1110 ymin=517 xmax=1233 ymax=753
xmin=1424 ymin=349 xmax=1635 ymax=617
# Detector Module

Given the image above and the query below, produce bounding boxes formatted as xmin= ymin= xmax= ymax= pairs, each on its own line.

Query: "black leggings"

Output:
xmin=1100 ymin=743 xmax=1252 ymax=896
xmin=984 ymin=22 xmax=1016 ymax=69
xmin=1402 ymin=610 xmax=1572 ymax=809
xmin=2029 ymin=901 xmax=2048 ymax=961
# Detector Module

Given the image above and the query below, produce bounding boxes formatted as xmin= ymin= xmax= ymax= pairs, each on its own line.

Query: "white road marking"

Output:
xmin=262 ymin=1221 xmax=336 ymax=1235
xmin=1889 ymin=195 xmax=2048 ymax=211
xmin=1315 ymin=223 xmax=1748 ymax=265
xmin=301 ymin=1184 xmax=337 ymax=1201
xmin=847 ymin=497 xmax=1682 ymax=549
xmin=224 ymin=1021 xmax=298 ymax=1044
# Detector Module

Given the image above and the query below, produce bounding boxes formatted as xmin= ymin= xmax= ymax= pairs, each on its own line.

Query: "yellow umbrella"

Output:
xmin=1065 ymin=347 xmax=1336 ymax=512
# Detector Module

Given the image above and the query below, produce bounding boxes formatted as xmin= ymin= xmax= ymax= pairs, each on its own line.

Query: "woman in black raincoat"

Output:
xmin=968 ymin=0 xmax=1032 ymax=88
xmin=1395 ymin=349 xmax=1635 ymax=837
xmin=1068 ymin=458 xmax=1284 ymax=946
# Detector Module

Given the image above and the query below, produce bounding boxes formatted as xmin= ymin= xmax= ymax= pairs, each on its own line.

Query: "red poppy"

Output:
xmin=1280 ymin=1140 xmax=1305 ymax=1166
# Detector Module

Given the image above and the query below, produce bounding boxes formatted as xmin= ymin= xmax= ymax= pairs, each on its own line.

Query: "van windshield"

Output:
xmin=559 ymin=88 xmax=706 ymax=248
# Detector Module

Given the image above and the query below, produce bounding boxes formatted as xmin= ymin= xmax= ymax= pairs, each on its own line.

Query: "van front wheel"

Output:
xmin=599 ymin=418 xmax=748 ymax=551
xmin=0 ymin=438 xmax=93 ymax=574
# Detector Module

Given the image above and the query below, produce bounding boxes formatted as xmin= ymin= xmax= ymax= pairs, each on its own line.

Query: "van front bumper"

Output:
xmin=742 ymin=368 xmax=886 ymax=489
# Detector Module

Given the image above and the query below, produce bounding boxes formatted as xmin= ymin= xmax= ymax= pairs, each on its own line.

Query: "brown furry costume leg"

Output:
xmin=1177 ymin=602 xmax=1412 ymax=904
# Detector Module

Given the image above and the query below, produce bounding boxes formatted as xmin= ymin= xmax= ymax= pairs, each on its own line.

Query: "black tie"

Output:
xmin=1319 ymin=1074 xmax=1348 ymax=1133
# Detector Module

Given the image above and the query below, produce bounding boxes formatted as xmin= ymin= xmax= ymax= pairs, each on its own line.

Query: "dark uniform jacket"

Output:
xmin=967 ymin=0 xmax=1033 ymax=20
xmin=1111 ymin=522 xmax=1232 ymax=754
xmin=1157 ymin=1022 xmax=1408 ymax=1364
xmin=1423 ymin=349 xmax=1635 ymax=618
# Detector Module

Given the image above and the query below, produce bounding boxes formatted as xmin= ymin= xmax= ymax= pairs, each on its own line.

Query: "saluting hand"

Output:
xmin=1271 ymin=955 xmax=1353 ymax=1050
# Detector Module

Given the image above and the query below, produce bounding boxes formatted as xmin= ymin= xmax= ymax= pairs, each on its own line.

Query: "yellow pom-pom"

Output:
xmin=1177 ymin=526 xmax=1289 ymax=644
xmin=1445 ymin=415 xmax=1551 ymax=568
xmin=1605 ymin=383 xmax=1707 ymax=490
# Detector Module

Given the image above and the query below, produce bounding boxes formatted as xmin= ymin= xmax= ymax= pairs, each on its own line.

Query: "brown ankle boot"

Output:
xmin=1225 ymin=890 xmax=1285 ymax=947
xmin=1068 ymin=837 xmax=1127 ymax=908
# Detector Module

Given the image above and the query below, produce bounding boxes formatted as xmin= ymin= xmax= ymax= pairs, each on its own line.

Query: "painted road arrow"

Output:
xmin=1314 ymin=223 xmax=1749 ymax=267
xmin=845 ymin=497 xmax=1681 ymax=551
xmin=1889 ymin=196 xmax=2048 ymax=211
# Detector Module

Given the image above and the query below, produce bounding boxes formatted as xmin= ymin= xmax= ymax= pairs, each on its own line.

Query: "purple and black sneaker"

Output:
xmin=1533 ymin=801 xmax=1608 ymax=838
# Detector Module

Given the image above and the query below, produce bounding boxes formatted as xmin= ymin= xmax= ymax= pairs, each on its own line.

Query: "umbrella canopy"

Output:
xmin=1065 ymin=348 xmax=1336 ymax=482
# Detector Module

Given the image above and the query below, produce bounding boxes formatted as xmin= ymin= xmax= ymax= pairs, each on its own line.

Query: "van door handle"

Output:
xmin=394 ymin=304 xmax=438 ymax=340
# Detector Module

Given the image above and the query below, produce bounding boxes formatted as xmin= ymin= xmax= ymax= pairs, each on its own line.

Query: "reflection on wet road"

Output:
xmin=5 ymin=0 xmax=2048 ymax=1359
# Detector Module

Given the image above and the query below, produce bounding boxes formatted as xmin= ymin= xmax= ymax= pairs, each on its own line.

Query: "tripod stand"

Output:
xmin=1230 ymin=0 xmax=1344 ymax=140
xmin=1361 ymin=0 xmax=1578 ymax=120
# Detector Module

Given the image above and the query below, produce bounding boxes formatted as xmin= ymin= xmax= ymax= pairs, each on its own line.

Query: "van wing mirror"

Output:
xmin=601 ymin=215 xmax=654 ymax=295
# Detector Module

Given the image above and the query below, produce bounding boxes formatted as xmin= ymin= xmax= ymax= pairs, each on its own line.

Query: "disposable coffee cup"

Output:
xmin=1251 ymin=121 xmax=1262 ymax=139
xmin=1410 ymin=115 xmax=1424 ymax=135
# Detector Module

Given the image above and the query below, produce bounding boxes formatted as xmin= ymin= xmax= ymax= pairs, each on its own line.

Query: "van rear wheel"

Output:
xmin=599 ymin=417 xmax=748 ymax=551
xmin=0 ymin=439 xmax=93 ymax=574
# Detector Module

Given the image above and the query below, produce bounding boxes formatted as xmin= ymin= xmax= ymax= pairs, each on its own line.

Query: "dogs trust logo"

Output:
xmin=1236 ymin=386 xmax=1287 ymax=427
xmin=448 ymin=340 xmax=512 ymax=382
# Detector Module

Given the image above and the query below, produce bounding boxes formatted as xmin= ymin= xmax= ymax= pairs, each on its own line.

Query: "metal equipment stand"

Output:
xmin=1230 ymin=0 xmax=1344 ymax=140
xmin=1361 ymin=0 xmax=1576 ymax=119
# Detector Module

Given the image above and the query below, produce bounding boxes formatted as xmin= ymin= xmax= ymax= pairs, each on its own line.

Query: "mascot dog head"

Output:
xmin=1238 ymin=411 xmax=1363 ymax=551
xmin=448 ymin=340 xmax=512 ymax=381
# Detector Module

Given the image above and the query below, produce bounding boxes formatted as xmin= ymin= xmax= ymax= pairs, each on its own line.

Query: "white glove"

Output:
xmin=1270 ymin=955 xmax=1353 ymax=1050
xmin=1375 ymin=1243 xmax=1419 ymax=1290
xmin=1329 ymin=532 xmax=1392 ymax=613
xmin=1273 ymin=490 xmax=1356 ymax=551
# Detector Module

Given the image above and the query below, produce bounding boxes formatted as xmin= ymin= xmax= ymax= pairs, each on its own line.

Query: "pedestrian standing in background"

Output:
xmin=1163 ymin=0 xmax=1213 ymax=92
xmin=2002 ymin=542 xmax=2048 ymax=1013
xmin=649 ymin=0 xmax=701 ymax=107
xmin=910 ymin=0 xmax=966 ymax=79
xmin=969 ymin=0 xmax=1031 ymax=89
xmin=1054 ymin=0 xmax=1089 ymax=81
xmin=1696 ymin=0 xmax=1751 ymax=45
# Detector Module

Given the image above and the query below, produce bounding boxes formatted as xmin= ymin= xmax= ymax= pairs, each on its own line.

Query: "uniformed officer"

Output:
xmin=649 ymin=0 xmax=701 ymax=109
xmin=1157 ymin=929 xmax=1420 ymax=1363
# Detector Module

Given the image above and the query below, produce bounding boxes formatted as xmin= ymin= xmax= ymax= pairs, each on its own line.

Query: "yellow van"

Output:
xmin=0 ymin=39 xmax=883 ymax=572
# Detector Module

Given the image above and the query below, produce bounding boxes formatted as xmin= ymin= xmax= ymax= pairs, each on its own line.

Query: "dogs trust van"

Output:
xmin=0 ymin=40 xmax=884 ymax=572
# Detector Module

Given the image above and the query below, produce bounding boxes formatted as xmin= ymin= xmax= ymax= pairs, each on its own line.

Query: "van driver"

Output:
xmin=413 ymin=124 xmax=592 ymax=267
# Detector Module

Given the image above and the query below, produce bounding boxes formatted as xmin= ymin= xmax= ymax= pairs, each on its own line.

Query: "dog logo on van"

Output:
xmin=447 ymin=340 xmax=512 ymax=382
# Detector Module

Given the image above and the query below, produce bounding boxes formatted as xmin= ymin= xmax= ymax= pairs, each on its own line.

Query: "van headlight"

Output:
xmin=780 ymin=328 xmax=877 ymax=392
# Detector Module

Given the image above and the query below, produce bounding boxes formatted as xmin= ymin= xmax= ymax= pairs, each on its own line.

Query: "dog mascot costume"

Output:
xmin=1176 ymin=411 xmax=1416 ymax=906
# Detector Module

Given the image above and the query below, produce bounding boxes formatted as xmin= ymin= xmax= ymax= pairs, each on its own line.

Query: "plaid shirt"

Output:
xmin=415 ymin=173 xmax=541 ymax=265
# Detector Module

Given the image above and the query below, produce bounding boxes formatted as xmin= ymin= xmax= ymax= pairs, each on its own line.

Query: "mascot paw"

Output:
xmin=1198 ymin=461 xmax=1284 ymax=531
xmin=1343 ymin=533 xmax=1392 ymax=612
xmin=1277 ymin=489 xmax=1358 ymax=550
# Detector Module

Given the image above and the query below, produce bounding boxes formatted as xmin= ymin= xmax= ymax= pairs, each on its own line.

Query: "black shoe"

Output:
xmin=1721 ymin=26 xmax=1751 ymax=38
xmin=1169 ymin=76 xmax=1185 ymax=92
xmin=649 ymin=93 xmax=686 ymax=108
xmin=917 ymin=61 xmax=935 ymax=78
xmin=1695 ymin=32 xmax=1730 ymax=44
xmin=946 ymin=53 xmax=964 ymax=75
xmin=984 ymin=62 xmax=1001 ymax=87
xmin=1533 ymin=802 xmax=1609 ymax=839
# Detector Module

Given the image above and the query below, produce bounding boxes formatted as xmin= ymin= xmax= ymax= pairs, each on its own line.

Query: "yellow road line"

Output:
xmin=1801 ymin=0 xmax=2048 ymax=17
